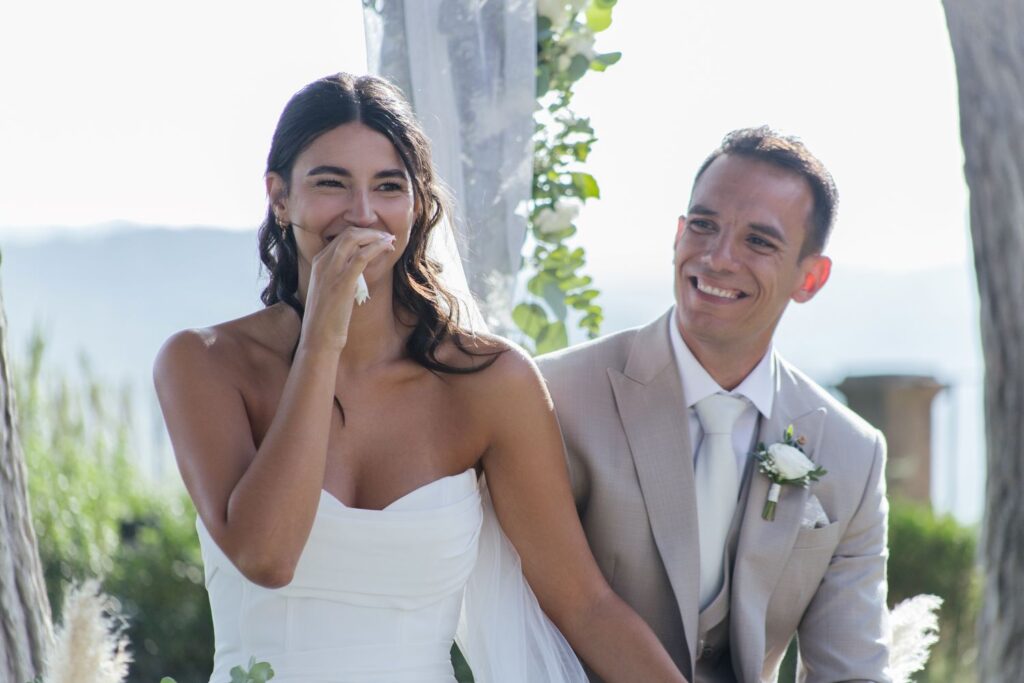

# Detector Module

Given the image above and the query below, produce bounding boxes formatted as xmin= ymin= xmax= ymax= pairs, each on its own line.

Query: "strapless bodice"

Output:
xmin=197 ymin=469 xmax=481 ymax=683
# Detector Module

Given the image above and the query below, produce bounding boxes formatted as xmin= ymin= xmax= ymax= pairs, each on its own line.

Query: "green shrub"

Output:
xmin=16 ymin=332 xmax=213 ymax=682
xmin=887 ymin=497 xmax=980 ymax=683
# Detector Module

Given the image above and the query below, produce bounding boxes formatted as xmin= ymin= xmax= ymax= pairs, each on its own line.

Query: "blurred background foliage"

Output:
xmin=16 ymin=330 xmax=213 ymax=683
xmin=15 ymin=329 xmax=980 ymax=682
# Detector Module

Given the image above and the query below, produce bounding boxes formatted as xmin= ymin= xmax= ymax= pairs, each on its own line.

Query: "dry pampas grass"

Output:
xmin=889 ymin=593 xmax=943 ymax=683
xmin=44 ymin=579 xmax=132 ymax=683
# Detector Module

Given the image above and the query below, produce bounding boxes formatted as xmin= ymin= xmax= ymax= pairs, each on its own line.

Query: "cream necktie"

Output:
xmin=694 ymin=393 xmax=748 ymax=609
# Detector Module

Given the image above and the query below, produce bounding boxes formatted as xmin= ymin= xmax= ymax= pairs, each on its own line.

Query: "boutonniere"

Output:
xmin=753 ymin=425 xmax=827 ymax=521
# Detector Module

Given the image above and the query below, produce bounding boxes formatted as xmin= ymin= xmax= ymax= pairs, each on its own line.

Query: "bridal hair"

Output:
xmin=693 ymin=126 xmax=838 ymax=259
xmin=257 ymin=73 xmax=501 ymax=375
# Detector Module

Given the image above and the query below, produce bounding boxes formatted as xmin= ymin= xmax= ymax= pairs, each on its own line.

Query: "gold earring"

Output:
xmin=275 ymin=214 xmax=290 ymax=231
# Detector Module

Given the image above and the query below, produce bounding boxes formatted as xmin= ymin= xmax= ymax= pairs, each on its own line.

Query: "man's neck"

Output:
xmin=679 ymin=328 xmax=769 ymax=392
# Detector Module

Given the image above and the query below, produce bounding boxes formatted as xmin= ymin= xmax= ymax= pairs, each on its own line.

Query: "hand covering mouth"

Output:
xmin=690 ymin=276 xmax=748 ymax=300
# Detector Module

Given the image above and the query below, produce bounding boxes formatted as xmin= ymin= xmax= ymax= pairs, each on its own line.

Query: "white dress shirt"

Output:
xmin=668 ymin=306 xmax=778 ymax=474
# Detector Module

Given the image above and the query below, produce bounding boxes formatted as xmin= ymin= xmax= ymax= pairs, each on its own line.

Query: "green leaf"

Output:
xmin=572 ymin=172 xmax=601 ymax=199
xmin=160 ymin=679 xmax=177 ymax=683
xmin=594 ymin=0 xmax=618 ymax=8
xmin=573 ymin=142 xmax=590 ymax=161
xmin=536 ymin=63 xmax=552 ymax=98
xmin=542 ymin=280 xmax=568 ymax=320
xmin=537 ymin=15 xmax=553 ymax=32
xmin=585 ymin=4 xmax=613 ymax=32
xmin=591 ymin=51 xmax=622 ymax=73
xmin=513 ymin=303 xmax=549 ymax=340
xmin=528 ymin=271 xmax=558 ymax=297
xmin=536 ymin=321 xmax=569 ymax=354
xmin=230 ymin=667 xmax=247 ymax=683
xmin=250 ymin=661 xmax=275 ymax=683
xmin=566 ymin=54 xmax=590 ymax=82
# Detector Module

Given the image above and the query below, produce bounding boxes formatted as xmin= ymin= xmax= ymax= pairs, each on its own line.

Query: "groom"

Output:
xmin=538 ymin=127 xmax=890 ymax=683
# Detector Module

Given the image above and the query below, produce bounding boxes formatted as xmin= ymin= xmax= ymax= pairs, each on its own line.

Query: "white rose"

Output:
xmin=534 ymin=199 xmax=581 ymax=235
xmin=767 ymin=443 xmax=815 ymax=480
xmin=537 ymin=0 xmax=571 ymax=31
xmin=563 ymin=31 xmax=596 ymax=61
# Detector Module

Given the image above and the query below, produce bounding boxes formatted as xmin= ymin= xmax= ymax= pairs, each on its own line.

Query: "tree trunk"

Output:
xmin=941 ymin=2 xmax=1024 ymax=681
xmin=0 ymin=269 xmax=52 ymax=680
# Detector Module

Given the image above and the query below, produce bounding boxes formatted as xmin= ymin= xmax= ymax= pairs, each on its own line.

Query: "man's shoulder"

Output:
xmin=777 ymin=355 xmax=882 ymax=447
xmin=536 ymin=324 xmax=641 ymax=378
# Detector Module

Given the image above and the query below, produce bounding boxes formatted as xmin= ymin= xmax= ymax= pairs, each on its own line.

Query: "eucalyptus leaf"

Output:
xmin=537 ymin=321 xmax=569 ymax=354
xmin=542 ymin=280 xmax=568 ymax=320
xmin=572 ymin=172 xmax=601 ymax=199
xmin=567 ymin=54 xmax=590 ymax=82
xmin=585 ymin=4 xmax=613 ymax=32
xmin=513 ymin=303 xmax=549 ymax=339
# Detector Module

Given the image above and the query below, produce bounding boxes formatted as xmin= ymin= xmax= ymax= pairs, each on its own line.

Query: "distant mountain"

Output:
xmin=0 ymin=226 xmax=985 ymax=522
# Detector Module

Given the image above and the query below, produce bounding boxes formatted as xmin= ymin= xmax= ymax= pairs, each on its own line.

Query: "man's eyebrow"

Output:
xmin=750 ymin=222 xmax=787 ymax=244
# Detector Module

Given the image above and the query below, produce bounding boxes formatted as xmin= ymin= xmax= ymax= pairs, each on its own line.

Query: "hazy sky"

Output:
xmin=1 ymin=0 xmax=969 ymax=274
xmin=0 ymin=1 xmax=982 ymax=521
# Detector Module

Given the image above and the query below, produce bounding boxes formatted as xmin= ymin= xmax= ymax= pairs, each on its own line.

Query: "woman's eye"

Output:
xmin=378 ymin=182 xmax=405 ymax=192
xmin=315 ymin=179 xmax=344 ymax=188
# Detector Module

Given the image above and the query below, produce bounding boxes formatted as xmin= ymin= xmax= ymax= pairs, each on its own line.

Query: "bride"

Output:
xmin=154 ymin=73 xmax=686 ymax=683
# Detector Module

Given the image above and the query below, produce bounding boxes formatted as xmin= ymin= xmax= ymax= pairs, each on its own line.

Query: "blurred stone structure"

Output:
xmin=837 ymin=375 xmax=947 ymax=505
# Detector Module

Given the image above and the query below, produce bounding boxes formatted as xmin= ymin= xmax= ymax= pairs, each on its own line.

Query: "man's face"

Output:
xmin=673 ymin=154 xmax=830 ymax=354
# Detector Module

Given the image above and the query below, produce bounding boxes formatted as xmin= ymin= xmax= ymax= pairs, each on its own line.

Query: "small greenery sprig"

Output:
xmin=514 ymin=0 xmax=621 ymax=354
xmin=161 ymin=657 xmax=274 ymax=683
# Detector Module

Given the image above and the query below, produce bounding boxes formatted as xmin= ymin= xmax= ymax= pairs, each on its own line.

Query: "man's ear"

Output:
xmin=675 ymin=215 xmax=686 ymax=247
xmin=792 ymin=254 xmax=832 ymax=303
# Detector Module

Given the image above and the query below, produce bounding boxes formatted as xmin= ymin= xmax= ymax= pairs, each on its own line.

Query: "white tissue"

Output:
xmin=355 ymin=274 xmax=370 ymax=305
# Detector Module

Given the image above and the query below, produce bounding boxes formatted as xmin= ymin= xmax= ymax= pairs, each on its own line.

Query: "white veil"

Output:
xmin=426 ymin=221 xmax=586 ymax=683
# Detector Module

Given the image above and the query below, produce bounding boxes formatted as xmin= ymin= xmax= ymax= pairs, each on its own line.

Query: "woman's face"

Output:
xmin=268 ymin=122 xmax=417 ymax=284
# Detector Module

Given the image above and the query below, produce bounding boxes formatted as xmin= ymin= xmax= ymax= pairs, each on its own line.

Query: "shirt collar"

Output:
xmin=668 ymin=305 xmax=777 ymax=418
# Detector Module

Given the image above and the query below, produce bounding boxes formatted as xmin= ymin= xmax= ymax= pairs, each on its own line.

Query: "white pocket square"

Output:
xmin=801 ymin=493 xmax=830 ymax=528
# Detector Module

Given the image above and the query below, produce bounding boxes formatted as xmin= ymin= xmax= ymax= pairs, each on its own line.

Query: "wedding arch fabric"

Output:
xmin=362 ymin=0 xmax=536 ymax=335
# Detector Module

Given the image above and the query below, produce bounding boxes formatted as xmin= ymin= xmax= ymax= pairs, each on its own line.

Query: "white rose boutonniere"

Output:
xmin=753 ymin=425 xmax=827 ymax=521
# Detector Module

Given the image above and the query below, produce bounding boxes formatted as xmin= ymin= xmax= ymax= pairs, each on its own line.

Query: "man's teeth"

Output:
xmin=696 ymin=279 xmax=741 ymax=299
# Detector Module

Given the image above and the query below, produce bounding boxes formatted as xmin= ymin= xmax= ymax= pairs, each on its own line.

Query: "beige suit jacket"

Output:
xmin=538 ymin=310 xmax=890 ymax=683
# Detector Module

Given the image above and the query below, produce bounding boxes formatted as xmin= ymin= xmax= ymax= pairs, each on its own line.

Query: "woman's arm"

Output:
xmin=479 ymin=346 xmax=688 ymax=683
xmin=153 ymin=228 xmax=394 ymax=587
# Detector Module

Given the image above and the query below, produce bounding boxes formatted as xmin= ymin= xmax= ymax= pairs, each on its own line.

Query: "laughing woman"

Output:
xmin=154 ymin=73 xmax=686 ymax=683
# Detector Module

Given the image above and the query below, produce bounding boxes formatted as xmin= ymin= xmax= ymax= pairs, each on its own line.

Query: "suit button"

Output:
xmin=701 ymin=645 xmax=715 ymax=660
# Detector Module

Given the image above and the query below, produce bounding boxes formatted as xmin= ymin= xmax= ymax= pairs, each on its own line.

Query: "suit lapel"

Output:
xmin=608 ymin=310 xmax=701 ymax=668
xmin=731 ymin=374 xmax=827 ymax=683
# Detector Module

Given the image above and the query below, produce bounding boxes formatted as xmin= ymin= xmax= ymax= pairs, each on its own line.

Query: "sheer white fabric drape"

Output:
xmin=362 ymin=0 xmax=535 ymax=335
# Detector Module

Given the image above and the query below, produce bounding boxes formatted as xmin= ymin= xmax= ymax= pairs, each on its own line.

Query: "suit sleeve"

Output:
xmin=796 ymin=431 xmax=891 ymax=683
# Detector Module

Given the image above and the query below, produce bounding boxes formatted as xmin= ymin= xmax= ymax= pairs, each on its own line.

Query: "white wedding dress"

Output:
xmin=196 ymin=468 xmax=586 ymax=683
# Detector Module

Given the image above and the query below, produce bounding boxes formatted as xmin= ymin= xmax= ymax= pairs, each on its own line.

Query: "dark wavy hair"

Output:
xmin=258 ymin=73 xmax=500 ymax=376
xmin=693 ymin=126 xmax=839 ymax=259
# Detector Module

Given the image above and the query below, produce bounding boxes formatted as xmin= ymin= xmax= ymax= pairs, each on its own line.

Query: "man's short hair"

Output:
xmin=693 ymin=127 xmax=838 ymax=258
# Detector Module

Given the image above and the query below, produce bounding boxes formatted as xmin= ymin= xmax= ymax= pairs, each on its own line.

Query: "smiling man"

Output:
xmin=539 ymin=128 xmax=891 ymax=683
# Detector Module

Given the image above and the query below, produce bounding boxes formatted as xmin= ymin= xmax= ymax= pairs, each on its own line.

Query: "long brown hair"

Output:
xmin=258 ymin=73 xmax=501 ymax=375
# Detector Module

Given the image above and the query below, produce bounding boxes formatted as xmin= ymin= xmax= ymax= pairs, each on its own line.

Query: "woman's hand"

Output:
xmin=299 ymin=227 xmax=396 ymax=354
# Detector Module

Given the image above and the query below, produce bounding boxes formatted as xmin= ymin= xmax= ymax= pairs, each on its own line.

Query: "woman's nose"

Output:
xmin=345 ymin=189 xmax=376 ymax=226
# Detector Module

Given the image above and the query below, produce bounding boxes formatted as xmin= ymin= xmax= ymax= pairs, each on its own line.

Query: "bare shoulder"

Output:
xmin=445 ymin=333 xmax=549 ymax=407
xmin=153 ymin=304 xmax=294 ymax=392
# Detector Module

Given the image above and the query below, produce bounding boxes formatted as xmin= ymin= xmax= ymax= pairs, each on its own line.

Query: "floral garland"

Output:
xmin=514 ymin=0 xmax=621 ymax=354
